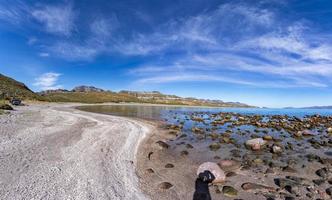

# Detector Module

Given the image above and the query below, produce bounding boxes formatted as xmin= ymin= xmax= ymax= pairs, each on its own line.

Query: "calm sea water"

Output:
xmin=77 ymin=104 xmax=332 ymax=120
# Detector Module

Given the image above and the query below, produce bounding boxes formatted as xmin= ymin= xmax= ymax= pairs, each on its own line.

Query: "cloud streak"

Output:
xmin=33 ymin=72 xmax=62 ymax=90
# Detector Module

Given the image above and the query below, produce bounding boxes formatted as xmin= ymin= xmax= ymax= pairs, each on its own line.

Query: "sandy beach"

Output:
xmin=0 ymin=103 xmax=153 ymax=200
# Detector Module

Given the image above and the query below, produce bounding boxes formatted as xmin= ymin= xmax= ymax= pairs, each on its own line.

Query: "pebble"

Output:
xmin=165 ymin=163 xmax=174 ymax=168
xmin=209 ymin=142 xmax=221 ymax=151
xmin=222 ymin=186 xmax=238 ymax=197
xmin=158 ymin=182 xmax=173 ymax=190
xmin=156 ymin=141 xmax=169 ymax=149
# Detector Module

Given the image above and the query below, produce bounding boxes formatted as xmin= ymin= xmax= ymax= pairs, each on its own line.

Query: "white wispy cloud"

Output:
xmin=32 ymin=4 xmax=75 ymax=36
xmin=34 ymin=72 xmax=62 ymax=90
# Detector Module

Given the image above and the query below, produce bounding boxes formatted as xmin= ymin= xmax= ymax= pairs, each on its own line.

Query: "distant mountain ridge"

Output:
xmin=40 ymin=87 xmax=255 ymax=107
xmin=0 ymin=73 xmax=254 ymax=107
xmin=301 ymin=106 xmax=332 ymax=109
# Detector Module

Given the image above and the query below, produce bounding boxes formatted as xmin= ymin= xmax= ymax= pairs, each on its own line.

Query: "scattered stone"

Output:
xmin=272 ymin=145 xmax=283 ymax=154
xmin=218 ymin=160 xmax=241 ymax=172
xmin=263 ymin=135 xmax=273 ymax=140
xmin=274 ymin=178 xmax=300 ymax=188
xmin=301 ymin=129 xmax=315 ymax=136
xmin=156 ymin=141 xmax=169 ymax=149
xmin=312 ymin=179 xmax=325 ymax=185
xmin=282 ymin=166 xmax=297 ymax=173
xmin=197 ymin=162 xmax=226 ymax=183
xmin=209 ymin=142 xmax=221 ymax=151
xmin=241 ymin=182 xmax=275 ymax=192
xmin=245 ymin=138 xmax=267 ymax=151
xmin=226 ymin=171 xmax=237 ymax=177
xmin=146 ymin=168 xmax=154 ymax=173
xmin=316 ymin=168 xmax=329 ymax=179
xmin=165 ymin=163 xmax=174 ymax=168
xmin=222 ymin=186 xmax=238 ymax=197
xmin=0 ymin=104 xmax=13 ymax=110
xmin=148 ymin=152 xmax=153 ymax=160
xmin=326 ymin=187 xmax=332 ymax=196
xmin=328 ymin=127 xmax=332 ymax=134
xmin=158 ymin=182 xmax=173 ymax=190
xmin=180 ymin=150 xmax=189 ymax=156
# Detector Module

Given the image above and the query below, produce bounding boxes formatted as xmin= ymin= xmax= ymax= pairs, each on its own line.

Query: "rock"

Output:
xmin=186 ymin=144 xmax=194 ymax=149
xmin=274 ymin=178 xmax=300 ymax=188
xmin=328 ymin=127 xmax=332 ymax=134
xmin=316 ymin=168 xmax=329 ymax=179
xmin=241 ymin=182 xmax=275 ymax=192
xmin=158 ymin=182 xmax=173 ymax=190
xmin=209 ymin=142 xmax=221 ymax=151
xmin=272 ymin=145 xmax=283 ymax=154
xmin=180 ymin=150 xmax=189 ymax=156
xmin=197 ymin=162 xmax=226 ymax=183
xmin=282 ymin=166 xmax=297 ymax=173
xmin=301 ymin=129 xmax=315 ymax=136
xmin=218 ymin=160 xmax=241 ymax=172
xmin=222 ymin=186 xmax=238 ymax=197
xmin=312 ymin=179 xmax=325 ymax=185
xmin=0 ymin=104 xmax=13 ymax=110
xmin=263 ymin=135 xmax=273 ymax=140
xmin=245 ymin=138 xmax=267 ymax=150
xmin=226 ymin=172 xmax=237 ymax=177
xmin=156 ymin=141 xmax=169 ymax=149
xmin=165 ymin=163 xmax=174 ymax=168
xmin=326 ymin=187 xmax=332 ymax=196
xmin=146 ymin=168 xmax=154 ymax=173
xmin=294 ymin=131 xmax=302 ymax=137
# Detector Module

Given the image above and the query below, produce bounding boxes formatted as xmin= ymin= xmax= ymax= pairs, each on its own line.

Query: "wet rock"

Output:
xmin=241 ymin=182 xmax=275 ymax=192
xmin=301 ymin=129 xmax=315 ymax=136
xmin=156 ymin=141 xmax=169 ymax=149
xmin=218 ymin=160 xmax=241 ymax=172
xmin=222 ymin=186 xmax=238 ymax=197
xmin=263 ymin=135 xmax=273 ymax=140
xmin=197 ymin=162 xmax=226 ymax=183
xmin=245 ymin=138 xmax=267 ymax=151
xmin=209 ymin=142 xmax=221 ymax=151
xmin=158 ymin=182 xmax=173 ymax=190
xmin=165 ymin=163 xmax=174 ymax=168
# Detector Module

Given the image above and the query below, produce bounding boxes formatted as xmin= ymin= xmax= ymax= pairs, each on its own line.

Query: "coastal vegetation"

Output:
xmin=0 ymin=73 xmax=254 ymax=107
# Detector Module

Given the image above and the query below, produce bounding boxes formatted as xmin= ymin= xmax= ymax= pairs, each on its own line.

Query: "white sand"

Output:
xmin=0 ymin=103 xmax=152 ymax=200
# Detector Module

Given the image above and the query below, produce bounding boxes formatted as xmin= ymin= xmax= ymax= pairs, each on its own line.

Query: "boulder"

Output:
xmin=218 ymin=160 xmax=241 ymax=172
xmin=327 ymin=127 xmax=332 ymax=134
xmin=245 ymin=138 xmax=267 ymax=150
xmin=197 ymin=162 xmax=226 ymax=183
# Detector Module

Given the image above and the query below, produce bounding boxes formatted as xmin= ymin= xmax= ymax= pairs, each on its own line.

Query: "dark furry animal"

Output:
xmin=193 ymin=170 xmax=215 ymax=200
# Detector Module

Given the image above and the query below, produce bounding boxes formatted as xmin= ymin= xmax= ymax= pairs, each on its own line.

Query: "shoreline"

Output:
xmin=0 ymin=103 xmax=153 ymax=199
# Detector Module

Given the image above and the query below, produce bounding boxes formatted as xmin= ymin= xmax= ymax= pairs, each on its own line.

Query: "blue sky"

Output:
xmin=1 ymin=0 xmax=332 ymax=108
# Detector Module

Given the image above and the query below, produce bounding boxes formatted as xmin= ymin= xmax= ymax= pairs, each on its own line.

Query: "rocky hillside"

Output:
xmin=0 ymin=73 xmax=254 ymax=107
xmin=0 ymin=73 xmax=42 ymax=100
xmin=41 ymin=88 xmax=254 ymax=107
